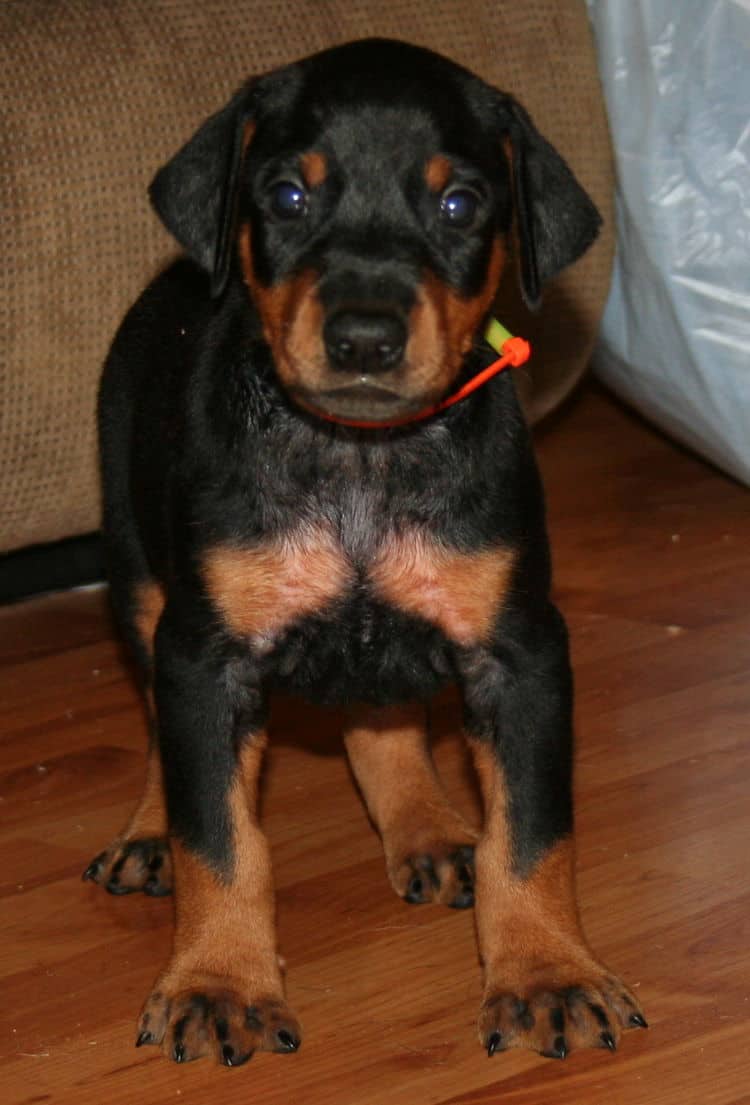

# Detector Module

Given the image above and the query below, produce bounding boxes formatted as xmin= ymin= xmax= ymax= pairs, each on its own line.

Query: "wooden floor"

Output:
xmin=1 ymin=384 xmax=749 ymax=1105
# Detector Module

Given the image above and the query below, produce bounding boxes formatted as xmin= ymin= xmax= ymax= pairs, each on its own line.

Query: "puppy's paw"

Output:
xmin=136 ymin=985 xmax=301 ymax=1066
xmin=392 ymin=843 xmax=476 ymax=909
xmin=82 ymin=836 xmax=172 ymax=897
xmin=480 ymin=966 xmax=647 ymax=1059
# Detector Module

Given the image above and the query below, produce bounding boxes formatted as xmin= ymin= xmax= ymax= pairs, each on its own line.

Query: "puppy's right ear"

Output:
xmin=149 ymin=83 xmax=256 ymax=298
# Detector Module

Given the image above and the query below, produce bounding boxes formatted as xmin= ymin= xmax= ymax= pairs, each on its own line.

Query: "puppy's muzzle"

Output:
xmin=324 ymin=310 xmax=407 ymax=375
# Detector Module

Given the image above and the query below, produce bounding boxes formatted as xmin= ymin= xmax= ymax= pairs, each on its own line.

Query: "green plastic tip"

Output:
xmin=484 ymin=318 xmax=513 ymax=353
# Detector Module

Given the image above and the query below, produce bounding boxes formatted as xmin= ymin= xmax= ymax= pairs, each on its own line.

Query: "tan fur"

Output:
xmin=470 ymin=739 xmax=589 ymax=985
xmin=133 ymin=580 xmax=165 ymax=658
xmin=166 ymin=735 xmax=279 ymax=984
xmin=403 ymin=282 xmax=459 ymax=399
xmin=424 ymin=154 xmax=453 ymax=191
xmin=468 ymin=740 xmax=644 ymax=1053
xmin=369 ymin=530 xmax=515 ymax=647
xmin=423 ymin=236 xmax=505 ymax=356
xmin=403 ymin=237 xmax=505 ymax=401
xmin=300 ymin=150 xmax=327 ymax=188
xmin=344 ymin=704 xmax=478 ymax=903
xmin=238 ymin=223 xmax=329 ymax=393
xmin=124 ymin=741 xmax=167 ymax=839
xmin=241 ymin=119 xmax=256 ymax=156
xmin=138 ymin=732 xmax=299 ymax=1059
xmin=202 ymin=524 xmax=354 ymax=642
xmin=87 ymin=736 xmax=170 ymax=891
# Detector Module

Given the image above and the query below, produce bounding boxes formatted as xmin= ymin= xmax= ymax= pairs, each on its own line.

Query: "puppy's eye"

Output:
xmin=271 ymin=180 xmax=308 ymax=219
xmin=439 ymin=188 xmax=479 ymax=228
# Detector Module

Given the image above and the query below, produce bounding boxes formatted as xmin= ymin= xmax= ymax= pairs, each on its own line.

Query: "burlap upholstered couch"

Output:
xmin=0 ymin=0 xmax=613 ymax=566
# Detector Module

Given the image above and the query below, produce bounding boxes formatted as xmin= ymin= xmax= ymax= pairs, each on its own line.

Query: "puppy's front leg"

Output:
xmin=136 ymin=609 xmax=301 ymax=1067
xmin=345 ymin=703 xmax=478 ymax=908
xmin=463 ymin=604 xmax=647 ymax=1059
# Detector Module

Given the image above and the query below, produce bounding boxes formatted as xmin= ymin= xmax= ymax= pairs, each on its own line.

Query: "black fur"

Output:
xmin=99 ymin=39 xmax=600 ymax=879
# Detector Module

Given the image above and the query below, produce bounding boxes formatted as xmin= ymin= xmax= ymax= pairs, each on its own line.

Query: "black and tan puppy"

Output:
xmin=84 ymin=38 xmax=647 ymax=1068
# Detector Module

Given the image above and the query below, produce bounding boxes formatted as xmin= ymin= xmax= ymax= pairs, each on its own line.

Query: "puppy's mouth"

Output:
xmin=290 ymin=379 xmax=430 ymax=423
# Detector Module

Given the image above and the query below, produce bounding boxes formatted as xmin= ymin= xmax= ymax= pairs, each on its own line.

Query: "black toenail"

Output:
xmin=552 ymin=1035 xmax=567 ymax=1059
xmin=487 ymin=1031 xmax=503 ymax=1056
xmin=277 ymin=1029 xmax=300 ymax=1052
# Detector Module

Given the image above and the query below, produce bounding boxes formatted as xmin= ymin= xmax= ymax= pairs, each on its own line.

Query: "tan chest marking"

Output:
xmin=369 ymin=531 xmax=515 ymax=647
xmin=202 ymin=526 xmax=353 ymax=641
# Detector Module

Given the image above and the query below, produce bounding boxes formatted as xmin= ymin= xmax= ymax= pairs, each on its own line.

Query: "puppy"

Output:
xmin=85 ymin=38 xmax=646 ymax=1067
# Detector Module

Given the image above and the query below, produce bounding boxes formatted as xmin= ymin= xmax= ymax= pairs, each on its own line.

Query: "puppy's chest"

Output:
xmin=201 ymin=521 xmax=514 ymax=651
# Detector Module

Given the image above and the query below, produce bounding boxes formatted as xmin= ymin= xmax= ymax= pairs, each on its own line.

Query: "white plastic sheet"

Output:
xmin=586 ymin=0 xmax=750 ymax=485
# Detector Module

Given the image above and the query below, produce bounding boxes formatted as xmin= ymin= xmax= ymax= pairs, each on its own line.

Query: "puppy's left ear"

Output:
xmin=149 ymin=83 xmax=255 ymax=298
xmin=499 ymin=96 xmax=602 ymax=309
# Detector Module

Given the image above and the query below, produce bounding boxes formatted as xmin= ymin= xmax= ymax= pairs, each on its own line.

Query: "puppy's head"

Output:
xmin=151 ymin=39 xmax=600 ymax=424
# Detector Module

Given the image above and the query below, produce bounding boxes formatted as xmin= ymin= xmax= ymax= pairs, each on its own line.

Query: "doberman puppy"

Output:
xmin=84 ymin=38 xmax=647 ymax=1068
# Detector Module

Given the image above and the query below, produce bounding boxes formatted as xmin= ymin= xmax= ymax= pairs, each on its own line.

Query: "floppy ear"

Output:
xmin=149 ymin=84 xmax=255 ymax=298
xmin=500 ymin=97 xmax=602 ymax=309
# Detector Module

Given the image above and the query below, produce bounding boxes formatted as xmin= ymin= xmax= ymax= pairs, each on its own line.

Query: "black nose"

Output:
xmin=324 ymin=311 xmax=406 ymax=374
